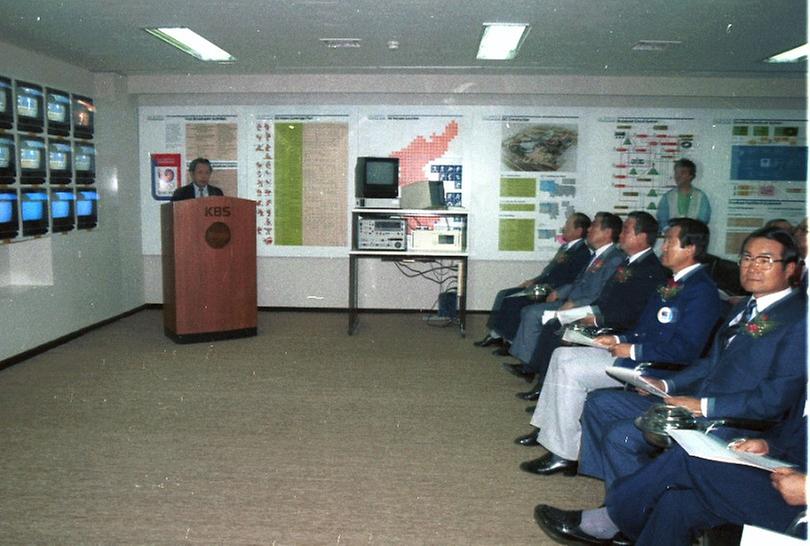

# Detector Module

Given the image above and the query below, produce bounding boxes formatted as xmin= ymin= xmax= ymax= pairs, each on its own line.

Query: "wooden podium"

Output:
xmin=161 ymin=197 xmax=257 ymax=343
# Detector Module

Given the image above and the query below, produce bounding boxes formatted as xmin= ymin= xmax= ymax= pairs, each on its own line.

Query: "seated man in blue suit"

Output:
xmin=504 ymin=212 xmax=625 ymax=375
xmin=504 ymin=211 xmax=669 ymax=385
xmin=535 ymin=394 xmax=807 ymax=545
xmin=571 ymin=226 xmax=805 ymax=491
xmin=170 ymin=157 xmax=225 ymax=201
xmin=474 ymin=213 xmax=592 ymax=349
xmin=516 ymin=219 xmax=724 ymax=477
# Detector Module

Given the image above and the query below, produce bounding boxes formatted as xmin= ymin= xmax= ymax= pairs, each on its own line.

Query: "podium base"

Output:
xmin=164 ymin=327 xmax=257 ymax=344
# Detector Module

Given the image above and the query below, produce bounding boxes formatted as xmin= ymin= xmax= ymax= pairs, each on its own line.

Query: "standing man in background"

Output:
xmin=656 ymin=159 xmax=711 ymax=227
xmin=171 ymin=157 xmax=224 ymax=201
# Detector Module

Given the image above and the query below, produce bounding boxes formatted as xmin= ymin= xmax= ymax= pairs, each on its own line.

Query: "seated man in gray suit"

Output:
xmin=506 ymin=212 xmax=625 ymax=369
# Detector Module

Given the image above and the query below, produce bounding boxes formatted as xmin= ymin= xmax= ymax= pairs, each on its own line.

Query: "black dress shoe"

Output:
xmin=611 ymin=532 xmax=634 ymax=546
xmin=515 ymin=430 xmax=540 ymax=446
xmin=520 ymin=452 xmax=578 ymax=476
xmin=501 ymin=363 xmax=535 ymax=383
xmin=525 ymin=405 xmax=537 ymax=413
xmin=491 ymin=345 xmax=510 ymax=356
xmin=534 ymin=504 xmax=613 ymax=545
xmin=473 ymin=334 xmax=501 ymax=347
xmin=516 ymin=388 xmax=541 ymax=401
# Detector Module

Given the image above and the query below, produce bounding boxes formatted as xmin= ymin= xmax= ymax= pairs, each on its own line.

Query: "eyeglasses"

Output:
xmin=738 ymin=254 xmax=788 ymax=270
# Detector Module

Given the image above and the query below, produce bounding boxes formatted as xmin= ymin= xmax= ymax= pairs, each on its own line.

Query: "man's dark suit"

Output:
xmin=606 ymin=395 xmax=807 ymax=546
xmin=489 ymin=239 xmax=591 ymax=339
xmin=524 ymin=248 xmax=669 ymax=378
xmin=579 ymin=290 xmax=808 ymax=489
xmin=170 ymin=183 xmax=224 ymax=201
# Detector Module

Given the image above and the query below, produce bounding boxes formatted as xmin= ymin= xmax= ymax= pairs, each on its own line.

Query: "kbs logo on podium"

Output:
xmin=204 ymin=206 xmax=231 ymax=217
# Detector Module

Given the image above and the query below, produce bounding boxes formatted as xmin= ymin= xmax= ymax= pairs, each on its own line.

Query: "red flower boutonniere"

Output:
xmin=657 ymin=279 xmax=683 ymax=301
xmin=614 ymin=265 xmax=633 ymax=283
xmin=554 ymin=251 xmax=569 ymax=264
xmin=587 ymin=258 xmax=604 ymax=272
xmin=745 ymin=314 xmax=776 ymax=338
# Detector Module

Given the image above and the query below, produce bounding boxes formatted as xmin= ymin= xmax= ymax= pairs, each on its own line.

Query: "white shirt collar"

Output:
xmin=592 ymin=242 xmax=614 ymax=258
xmin=752 ymin=287 xmax=794 ymax=313
xmin=627 ymin=247 xmax=652 ymax=264
xmin=564 ymin=238 xmax=583 ymax=251
xmin=672 ymin=263 xmax=702 ymax=282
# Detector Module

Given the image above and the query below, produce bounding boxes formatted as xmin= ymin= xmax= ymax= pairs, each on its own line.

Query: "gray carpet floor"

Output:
xmin=0 ymin=310 xmax=603 ymax=544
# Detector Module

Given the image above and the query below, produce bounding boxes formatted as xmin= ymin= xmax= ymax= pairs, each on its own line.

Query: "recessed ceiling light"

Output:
xmin=144 ymin=27 xmax=236 ymax=62
xmin=765 ymin=43 xmax=808 ymax=63
xmin=477 ymin=23 xmax=530 ymax=60
xmin=320 ymin=38 xmax=362 ymax=49
xmin=632 ymin=40 xmax=682 ymax=52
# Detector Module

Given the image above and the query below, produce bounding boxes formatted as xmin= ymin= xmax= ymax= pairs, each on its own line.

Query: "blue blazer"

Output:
xmin=555 ymin=244 xmax=626 ymax=306
xmin=532 ymin=238 xmax=592 ymax=289
xmin=667 ymin=290 xmax=807 ymax=420
xmin=591 ymin=249 xmax=670 ymax=331
xmin=615 ymin=265 xmax=724 ymax=366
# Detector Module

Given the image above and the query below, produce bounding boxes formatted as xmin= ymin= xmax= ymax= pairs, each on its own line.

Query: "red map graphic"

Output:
xmin=390 ymin=120 xmax=459 ymax=186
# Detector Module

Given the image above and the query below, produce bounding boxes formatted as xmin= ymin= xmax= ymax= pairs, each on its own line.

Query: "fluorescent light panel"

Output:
xmin=144 ymin=27 xmax=236 ymax=62
xmin=477 ymin=23 xmax=530 ymax=60
xmin=765 ymin=43 xmax=808 ymax=63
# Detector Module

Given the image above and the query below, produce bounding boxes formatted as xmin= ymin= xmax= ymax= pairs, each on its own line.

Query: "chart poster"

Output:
xmin=150 ymin=153 xmax=181 ymax=200
xmin=492 ymin=115 xmax=580 ymax=253
xmin=358 ymin=113 xmax=463 ymax=208
xmin=597 ymin=116 xmax=698 ymax=218
xmin=250 ymin=114 xmax=349 ymax=248
xmin=723 ymin=118 xmax=807 ymax=254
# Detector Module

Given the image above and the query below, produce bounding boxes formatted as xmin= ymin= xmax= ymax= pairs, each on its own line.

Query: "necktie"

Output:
xmin=724 ymin=298 xmax=757 ymax=348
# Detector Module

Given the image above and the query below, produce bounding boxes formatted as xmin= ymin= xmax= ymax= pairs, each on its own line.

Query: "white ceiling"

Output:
xmin=0 ymin=0 xmax=806 ymax=78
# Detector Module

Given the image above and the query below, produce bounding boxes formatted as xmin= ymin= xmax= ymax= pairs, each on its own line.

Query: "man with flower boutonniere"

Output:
xmin=505 ymin=211 xmax=668 ymax=387
xmin=516 ymin=218 xmax=724 ymax=477
xmin=576 ymin=226 xmax=806 ymax=491
xmin=534 ymin=226 xmax=807 ymax=546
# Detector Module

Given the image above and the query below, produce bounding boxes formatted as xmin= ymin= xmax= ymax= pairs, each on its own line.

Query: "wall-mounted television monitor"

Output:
xmin=46 ymin=88 xmax=71 ymax=137
xmin=15 ymin=81 xmax=44 ymax=133
xmin=355 ymin=157 xmax=400 ymax=199
xmin=73 ymin=142 xmax=95 ymax=184
xmin=0 ymin=76 xmax=12 ymax=129
xmin=0 ymin=134 xmax=15 ymax=184
xmin=18 ymin=136 xmax=46 ymax=184
xmin=0 ymin=190 xmax=18 ymax=239
xmin=50 ymin=190 xmax=75 ymax=233
xmin=21 ymin=189 xmax=49 ymax=236
xmin=72 ymin=94 xmax=94 ymax=140
xmin=48 ymin=139 xmax=73 ymax=184
xmin=76 ymin=189 xmax=98 ymax=229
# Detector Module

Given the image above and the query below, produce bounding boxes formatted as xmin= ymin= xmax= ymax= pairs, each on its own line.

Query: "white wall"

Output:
xmin=0 ymin=40 xmax=143 ymax=361
xmin=133 ymin=73 xmax=804 ymax=312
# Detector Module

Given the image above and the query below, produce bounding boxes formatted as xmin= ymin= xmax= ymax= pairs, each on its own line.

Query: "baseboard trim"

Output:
xmin=0 ymin=304 xmax=148 ymax=371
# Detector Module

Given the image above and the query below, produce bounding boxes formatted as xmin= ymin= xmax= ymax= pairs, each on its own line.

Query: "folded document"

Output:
xmin=669 ymin=429 xmax=795 ymax=472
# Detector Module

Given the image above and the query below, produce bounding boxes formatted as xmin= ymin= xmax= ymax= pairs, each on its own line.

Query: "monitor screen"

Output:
xmin=0 ymin=145 xmax=8 ymax=169
xmin=22 ymin=200 xmax=44 ymax=221
xmin=49 ymin=151 xmax=67 ymax=171
xmin=366 ymin=160 xmax=397 ymax=186
xmin=17 ymin=93 xmax=38 ymax=119
xmin=77 ymin=190 xmax=98 ymax=216
xmin=46 ymin=92 xmax=70 ymax=123
xmin=0 ymin=91 xmax=5 ymax=114
xmin=0 ymin=201 xmax=11 ymax=223
xmin=75 ymin=153 xmax=92 ymax=172
xmin=72 ymin=95 xmax=95 ymax=138
xmin=51 ymin=191 xmax=74 ymax=219
xmin=20 ymin=147 xmax=41 ymax=170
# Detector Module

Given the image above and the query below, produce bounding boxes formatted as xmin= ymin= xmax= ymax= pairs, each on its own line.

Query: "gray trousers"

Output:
xmin=531 ymin=347 xmax=621 ymax=461
xmin=508 ymin=300 xmax=562 ymax=363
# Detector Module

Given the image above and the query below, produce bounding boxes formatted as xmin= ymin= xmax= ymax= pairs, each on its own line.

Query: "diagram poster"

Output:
xmin=358 ymin=113 xmax=464 ymax=208
xmin=492 ymin=115 xmax=580 ymax=253
xmin=723 ymin=118 xmax=807 ymax=254
xmin=250 ymin=114 xmax=349 ymax=248
xmin=598 ymin=116 xmax=699 ymax=218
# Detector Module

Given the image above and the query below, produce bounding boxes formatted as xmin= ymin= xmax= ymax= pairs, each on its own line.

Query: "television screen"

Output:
xmin=47 ymin=96 xmax=68 ymax=123
xmin=0 ymin=135 xmax=14 ymax=183
xmin=0 ymin=191 xmax=18 ymax=238
xmin=20 ymin=147 xmax=41 ymax=170
xmin=48 ymin=139 xmax=72 ymax=176
xmin=50 ymin=190 xmax=75 ymax=232
xmin=74 ymin=143 xmax=95 ymax=184
xmin=21 ymin=196 xmax=46 ymax=221
xmin=72 ymin=95 xmax=95 ymax=139
xmin=0 ymin=145 xmax=8 ymax=169
xmin=366 ymin=161 xmax=398 ymax=186
xmin=17 ymin=93 xmax=38 ymax=119
xmin=51 ymin=200 xmax=70 ymax=218
xmin=356 ymin=157 xmax=399 ymax=199
xmin=75 ymin=153 xmax=92 ymax=171
xmin=76 ymin=189 xmax=98 ymax=229
xmin=49 ymin=151 xmax=67 ymax=171
xmin=0 ymin=76 xmax=12 ymax=129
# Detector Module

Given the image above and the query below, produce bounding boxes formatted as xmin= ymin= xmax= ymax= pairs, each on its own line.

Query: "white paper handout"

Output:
xmin=605 ymin=366 xmax=668 ymax=397
xmin=556 ymin=306 xmax=591 ymax=325
xmin=669 ymin=429 xmax=796 ymax=472
xmin=562 ymin=328 xmax=609 ymax=349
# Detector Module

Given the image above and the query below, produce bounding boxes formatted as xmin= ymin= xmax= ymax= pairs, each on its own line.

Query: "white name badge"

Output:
xmin=657 ymin=306 xmax=678 ymax=324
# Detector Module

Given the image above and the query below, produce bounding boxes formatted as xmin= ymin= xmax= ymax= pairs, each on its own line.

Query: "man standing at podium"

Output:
xmin=170 ymin=157 xmax=224 ymax=201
